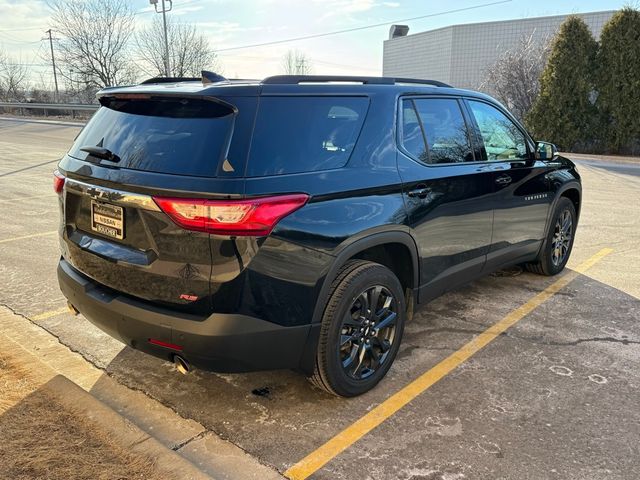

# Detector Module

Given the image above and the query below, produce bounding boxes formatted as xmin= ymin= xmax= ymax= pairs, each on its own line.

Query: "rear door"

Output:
xmin=58 ymin=94 xmax=257 ymax=314
xmin=397 ymin=96 xmax=494 ymax=301
xmin=463 ymin=98 xmax=553 ymax=269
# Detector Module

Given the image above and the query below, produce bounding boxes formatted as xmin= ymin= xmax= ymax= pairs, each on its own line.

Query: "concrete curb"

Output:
xmin=42 ymin=374 xmax=213 ymax=480
xmin=0 ymin=306 xmax=286 ymax=480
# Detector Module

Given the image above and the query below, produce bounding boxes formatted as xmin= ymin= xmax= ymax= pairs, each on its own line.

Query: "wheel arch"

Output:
xmin=315 ymin=231 xmax=420 ymax=323
xmin=298 ymin=230 xmax=420 ymax=375
xmin=560 ymin=186 xmax=581 ymax=220
xmin=548 ymin=181 xmax=581 ymax=228
xmin=534 ymin=181 xmax=581 ymax=264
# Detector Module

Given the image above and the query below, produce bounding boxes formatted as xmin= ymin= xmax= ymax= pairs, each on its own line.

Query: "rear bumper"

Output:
xmin=57 ymin=258 xmax=312 ymax=373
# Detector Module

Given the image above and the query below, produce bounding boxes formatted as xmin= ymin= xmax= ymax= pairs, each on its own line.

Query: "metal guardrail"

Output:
xmin=0 ymin=102 xmax=98 ymax=118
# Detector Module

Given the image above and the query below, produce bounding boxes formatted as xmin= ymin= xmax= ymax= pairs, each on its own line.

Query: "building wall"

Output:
xmin=383 ymin=11 xmax=616 ymax=90
xmin=383 ymin=26 xmax=453 ymax=80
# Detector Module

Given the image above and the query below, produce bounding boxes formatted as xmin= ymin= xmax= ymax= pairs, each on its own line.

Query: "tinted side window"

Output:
xmin=246 ymin=96 xmax=368 ymax=176
xmin=401 ymin=100 xmax=428 ymax=163
xmin=468 ymin=100 xmax=528 ymax=161
xmin=411 ymin=98 xmax=473 ymax=164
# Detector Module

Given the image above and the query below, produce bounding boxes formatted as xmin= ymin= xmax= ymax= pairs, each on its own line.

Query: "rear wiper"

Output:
xmin=80 ymin=146 xmax=120 ymax=163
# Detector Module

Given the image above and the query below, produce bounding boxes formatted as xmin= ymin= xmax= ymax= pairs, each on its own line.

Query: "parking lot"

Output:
xmin=1 ymin=116 xmax=639 ymax=479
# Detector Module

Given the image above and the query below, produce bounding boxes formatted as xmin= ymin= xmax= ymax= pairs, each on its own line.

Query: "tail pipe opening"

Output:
xmin=173 ymin=355 xmax=191 ymax=375
xmin=67 ymin=301 xmax=79 ymax=316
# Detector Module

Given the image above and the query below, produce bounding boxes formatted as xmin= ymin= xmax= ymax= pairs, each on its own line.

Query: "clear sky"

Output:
xmin=0 ymin=0 xmax=627 ymax=86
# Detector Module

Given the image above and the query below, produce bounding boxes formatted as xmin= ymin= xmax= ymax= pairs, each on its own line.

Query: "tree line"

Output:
xmin=0 ymin=0 xmax=316 ymax=106
xmin=484 ymin=7 xmax=640 ymax=156
xmin=0 ymin=0 xmax=224 ymax=103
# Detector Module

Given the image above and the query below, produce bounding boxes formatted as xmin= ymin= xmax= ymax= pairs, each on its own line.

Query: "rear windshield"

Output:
xmin=246 ymin=96 xmax=369 ymax=177
xmin=68 ymin=96 xmax=244 ymax=177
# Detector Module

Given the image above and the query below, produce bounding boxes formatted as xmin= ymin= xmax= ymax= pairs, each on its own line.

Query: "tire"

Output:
xmin=310 ymin=260 xmax=406 ymax=397
xmin=526 ymin=197 xmax=577 ymax=276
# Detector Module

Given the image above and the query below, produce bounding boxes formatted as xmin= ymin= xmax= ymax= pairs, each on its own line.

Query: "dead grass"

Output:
xmin=0 ymin=358 xmax=166 ymax=480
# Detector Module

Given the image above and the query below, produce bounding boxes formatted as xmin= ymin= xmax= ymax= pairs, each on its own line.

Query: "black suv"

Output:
xmin=56 ymin=74 xmax=580 ymax=397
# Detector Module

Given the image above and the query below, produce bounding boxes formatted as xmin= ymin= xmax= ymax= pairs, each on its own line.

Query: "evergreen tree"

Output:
xmin=527 ymin=16 xmax=598 ymax=151
xmin=596 ymin=7 xmax=640 ymax=154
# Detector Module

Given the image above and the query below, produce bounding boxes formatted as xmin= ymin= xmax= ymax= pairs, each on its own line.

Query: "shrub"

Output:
xmin=596 ymin=7 xmax=640 ymax=155
xmin=527 ymin=16 xmax=598 ymax=151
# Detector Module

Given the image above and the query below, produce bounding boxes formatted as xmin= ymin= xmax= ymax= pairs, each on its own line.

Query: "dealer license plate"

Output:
xmin=91 ymin=200 xmax=124 ymax=240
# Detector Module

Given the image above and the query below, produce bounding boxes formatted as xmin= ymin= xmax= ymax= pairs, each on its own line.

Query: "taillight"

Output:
xmin=53 ymin=170 xmax=65 ymax=194
xmin=153 ymin=194 xmax=309 ymax=236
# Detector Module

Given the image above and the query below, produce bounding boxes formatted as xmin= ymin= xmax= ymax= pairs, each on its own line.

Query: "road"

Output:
xmin=1 ymin=117 xmax=639 ymax=479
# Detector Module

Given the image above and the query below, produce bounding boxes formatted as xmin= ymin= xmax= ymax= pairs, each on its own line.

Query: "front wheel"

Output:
xmin=310 ymin=260 xmax=406 ymax=397
xmin=526 ymin=197 xmax=577 ymax=276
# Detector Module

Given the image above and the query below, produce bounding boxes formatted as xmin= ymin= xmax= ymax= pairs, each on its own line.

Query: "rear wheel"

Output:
xmin=310 ymin=260 xmax=406 ymax=397
xmin=526 ymin=197 xmax=576 ymax=276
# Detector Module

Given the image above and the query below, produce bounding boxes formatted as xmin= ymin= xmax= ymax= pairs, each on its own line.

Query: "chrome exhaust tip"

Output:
xmin=174 ymin=355 xmax=190 ymax=375
xmin=67 ymin=301 xmax=79 ymax=316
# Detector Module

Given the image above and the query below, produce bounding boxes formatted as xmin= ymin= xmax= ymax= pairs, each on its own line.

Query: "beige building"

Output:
xmin=382 ymin=10 xmax=616 ymax=90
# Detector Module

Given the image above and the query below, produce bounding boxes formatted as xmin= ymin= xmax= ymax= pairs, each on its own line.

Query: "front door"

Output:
xmin=464 ymin=99 xmax=554 ymax=270
xmin=397 ymin=96 xmax=495 ymax=302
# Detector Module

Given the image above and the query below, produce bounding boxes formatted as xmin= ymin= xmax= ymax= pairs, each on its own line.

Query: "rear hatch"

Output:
xmin=57 ymin=91 xmax=257 ymax=313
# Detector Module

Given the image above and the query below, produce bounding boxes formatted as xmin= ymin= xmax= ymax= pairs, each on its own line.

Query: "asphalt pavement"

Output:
xmin=0 ymin=117 xmax=638 ymax=480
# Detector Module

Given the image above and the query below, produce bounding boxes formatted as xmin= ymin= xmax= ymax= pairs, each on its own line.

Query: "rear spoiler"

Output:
xmin=140 ymin=76 xmax=200 ymax=84
xmin=139 ymin=71 xmax=228 ymax=85
xmin=96 ymin=92 xmax=238 ymax=116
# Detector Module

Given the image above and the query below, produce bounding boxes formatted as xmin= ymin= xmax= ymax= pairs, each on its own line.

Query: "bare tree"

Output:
xmin=28 ymin=73 xmax=55 ymax=103
xmin=136 ymin=17 xmax=220 ymax=78
xmin=480 ymin=32 xmax=551 ymax=121
xmin=0 ymin=50 xmax=29 ymax=101
xmin=282 ymin=50 xmax=313 ymax=75
xmin=49 ymin=0 xmax=136 ymax=90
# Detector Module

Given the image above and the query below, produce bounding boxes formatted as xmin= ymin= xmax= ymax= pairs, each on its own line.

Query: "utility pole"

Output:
xmin=150 ymin=0 xmax=172 ymax=77
xmin=46 ymin=29 xmax=59 ymax=102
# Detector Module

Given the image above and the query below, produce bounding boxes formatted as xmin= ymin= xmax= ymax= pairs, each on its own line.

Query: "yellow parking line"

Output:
xmin=285 ymin=248 xmax=614 ymax=480
xmin=0 ymin=230 xmax=57 ymax=244
xmin=32 ymin=307 xmax=69 ymax=321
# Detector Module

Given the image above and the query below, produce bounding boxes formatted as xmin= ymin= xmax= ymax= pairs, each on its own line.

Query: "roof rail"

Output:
xmin=392 ymin=77 xmax=453 ymax=88
xmin=140 ymin=76 xmax=200 ymax=85
xmin=262 ymin=75 xmax=394 ymax=85
xmin=261 ymin=75 xmax=452 ymax=88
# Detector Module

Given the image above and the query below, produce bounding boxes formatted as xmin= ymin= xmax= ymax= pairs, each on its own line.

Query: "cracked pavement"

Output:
xmin=1 ymin=118 xmax=639 ymax=479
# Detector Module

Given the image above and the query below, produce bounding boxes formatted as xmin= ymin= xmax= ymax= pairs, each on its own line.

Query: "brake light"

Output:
xmin=53 ymin=170 xmax=65 ymax=194
xmin=153 ymin=194 xmax=309 ymax=236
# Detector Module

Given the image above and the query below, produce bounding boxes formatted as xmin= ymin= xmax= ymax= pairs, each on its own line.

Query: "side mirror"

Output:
xmin=535 ymin=141 xmax=558 ymax=160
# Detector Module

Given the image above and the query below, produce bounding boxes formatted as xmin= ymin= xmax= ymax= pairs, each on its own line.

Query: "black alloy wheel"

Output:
xmin=339 ymin=285 xmax=398 ymax=380
xmin=526 ymin=197 xmax=577 ymax=276
xmin=311 ymin=260 xmax=406 ymax=397
xmin=550 ymin=208 xmax=573 ymax=267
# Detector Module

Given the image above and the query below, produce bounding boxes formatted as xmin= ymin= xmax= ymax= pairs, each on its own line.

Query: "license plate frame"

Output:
xmin=91 ymin=200 xmax=124 ymax=240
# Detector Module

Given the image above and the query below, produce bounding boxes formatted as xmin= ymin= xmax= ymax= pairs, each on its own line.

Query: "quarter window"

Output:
xmin=246 ymin=96 xmax=368 ymax=176
xmin=468 ymin=100 xmax=528 ymax=161
xmin=401 ymin=98 xmax=474 ymax=164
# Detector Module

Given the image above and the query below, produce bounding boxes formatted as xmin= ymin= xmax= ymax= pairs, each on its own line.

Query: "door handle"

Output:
xmin=495 ymin=174 xmax=512 ymax=186
xmin=407 ymin=186 xmax=432 ymax=199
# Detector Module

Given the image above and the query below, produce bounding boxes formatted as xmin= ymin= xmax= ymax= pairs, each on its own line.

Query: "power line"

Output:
xmin=0 ymin=27 xmax=46 ymax=32
xmin=216 ymin=52 xmax=381 ymax=73
xmin=0 ymin=32 xmax=42 ymax=45
xmin=134 ymin=0 xmax=205 ymax=16
xmin=212 ymin=0 xmax=512 ymax=52
xmin=2 ymin=62 xmax=50 ymax=67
